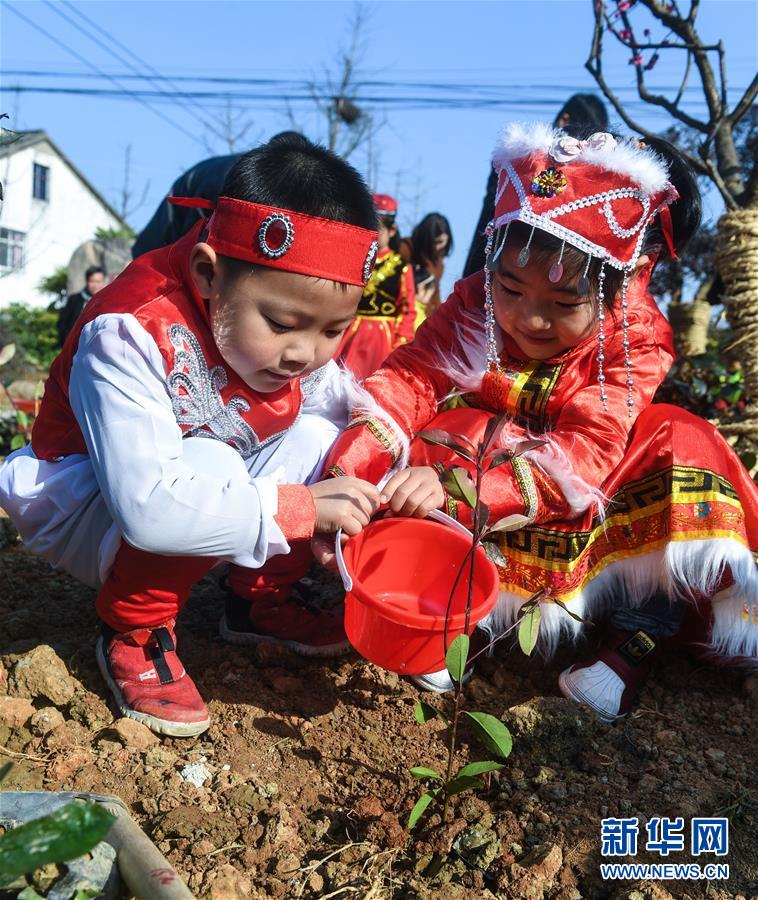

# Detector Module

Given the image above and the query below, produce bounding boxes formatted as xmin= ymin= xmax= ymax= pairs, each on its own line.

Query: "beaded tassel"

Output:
xmin=596 ymin=261 xmax=608 ymax=411
xmin=620 ymin=267 xmax=634 ymax=417
xmin=517 ymin=224 xmax=536 ymax=267
xmin=549 ymin=240 xmax=566 ymax=283
xmin=577 ymin=254 xmax=591 ymax=296
xmin=483 ymin=222 xmax=502 ymax=374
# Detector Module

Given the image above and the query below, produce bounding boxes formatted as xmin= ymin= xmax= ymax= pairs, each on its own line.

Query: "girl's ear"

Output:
xmin=631 ymin=253 xmax=656 ymax=286
xmin=189 ymin=243 xmax=219 ymax=299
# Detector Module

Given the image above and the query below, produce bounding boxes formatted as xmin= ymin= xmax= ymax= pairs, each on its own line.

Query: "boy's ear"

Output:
xmin=189 ymin=243 xmax=219 ymax=299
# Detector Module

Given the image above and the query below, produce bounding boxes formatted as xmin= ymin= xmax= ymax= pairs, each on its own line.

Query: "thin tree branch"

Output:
xmin=727 ymin=74 xmax=758 ymax=128
xmin=673 ymin=49 xmax=693 ymax=107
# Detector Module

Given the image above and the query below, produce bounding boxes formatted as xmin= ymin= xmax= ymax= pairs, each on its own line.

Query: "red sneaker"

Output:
xmin=96 ymin=622 xmax=210 ymax=737
xmin=219 ymin=583 xmax=351 ymax=658
xmin=558 ymin=628 xmax=659 ymax=722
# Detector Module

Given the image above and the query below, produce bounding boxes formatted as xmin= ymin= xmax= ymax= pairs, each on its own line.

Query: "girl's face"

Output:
xmin=492 ymin=243 xmax=596 ymax=360
xmin=377 ymin=217 xmax=397 ymax=251
xmin=191 ymin=245 xmax=360 ymax=394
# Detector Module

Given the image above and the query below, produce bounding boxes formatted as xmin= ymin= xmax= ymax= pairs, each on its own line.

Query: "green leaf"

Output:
xmin=442 ymin=467 xmax=477 ymax=508
xmin=407 ymin=791 xmax=436 ymax=831
xmin=511 ymin=438 xmax=547 ymax=457
xmin=417 ymin=429 xmax=475 ymax=463
xmin=442 ymin=466 xmax=476 ymax=509
xmin=0 ymin=802 xmax=115 ymax=878
xmin=10 ymin=434 xmax=26 ymax=451
xmin=551 ymin=595 xmax=591 ymax=624
xmin=0 ymin=343 xmax=15 ymax=366
xmin=15 ymin=410 xmax=29 ymax=430
xmin=486 ymin=452 xmax=514 ymax=470
xmin=475 ymin=501 xmax=490 ymax=530
xmin=484 ymin=542 xmax=508 ymax=567
xmin=410 ymin=766 xmax=442 ymax=780
xmin=485 ymin=513 xmax=530 ymax=535
xmin=414 ymin=700 xmax=438 ymax=723
xmin=464 ymin=711 xmax=513 ymax=760
xmin=445 ymin=633 xmax=470 ymax=684
xmin=518 ymin=604 xmax=541 ymax=656
xmin=17 ymin=888 xmax=45 ymax=899
xmin=457 ymin=760 xmax=505 ymax=778
xmin=0 ymin=762 xmax=12 ymax=783
xmin=444 ymin=774 xmax=484 ymax=795
xmin=482 ymin=413 xmax=506 ymax=453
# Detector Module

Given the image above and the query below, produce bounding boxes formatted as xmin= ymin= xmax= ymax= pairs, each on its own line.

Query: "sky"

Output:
xmin=2 ymin=0 xmax=756 ymax=295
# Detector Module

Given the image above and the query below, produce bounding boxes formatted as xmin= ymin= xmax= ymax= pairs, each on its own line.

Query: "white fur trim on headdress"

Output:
xmin=492 ymin=122 xmax=671 ymax=197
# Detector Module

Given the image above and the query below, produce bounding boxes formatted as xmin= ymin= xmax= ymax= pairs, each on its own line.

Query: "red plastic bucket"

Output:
xmin=337 ymin=511 xmax=499 ymax=675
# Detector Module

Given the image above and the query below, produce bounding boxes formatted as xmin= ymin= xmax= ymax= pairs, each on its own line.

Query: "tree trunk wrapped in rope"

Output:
xmin=715 ymin=208 xmax=758 ymax=438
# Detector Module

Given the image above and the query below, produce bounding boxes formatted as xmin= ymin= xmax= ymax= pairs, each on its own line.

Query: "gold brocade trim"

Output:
xmin=446 ymin=492 xmax=459 ymax=519
xmin=346 ymin=416 xmax=399 ymax=464
xmin=472 ymin=361 xmax=562 ymax=430
xmin=512 ymin=456 xmax=539 ymax=522
xmin=326 ymin=464 xmax=346 ymax=478
xmin=496 ymin=464 xmax=752 ymax=580
xmin=499 ymin=530 xmax=755 ymax=604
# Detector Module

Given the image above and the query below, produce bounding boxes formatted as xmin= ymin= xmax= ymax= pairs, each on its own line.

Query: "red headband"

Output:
xmin=169 ymin=196 xmax=378 ymax=286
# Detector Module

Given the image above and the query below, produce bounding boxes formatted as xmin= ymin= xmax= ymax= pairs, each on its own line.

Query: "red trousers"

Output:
xmin=96 ymin=539 xmax=313 ymax=630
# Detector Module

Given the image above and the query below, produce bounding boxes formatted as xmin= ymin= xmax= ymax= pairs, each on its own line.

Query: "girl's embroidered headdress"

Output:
xmin=482 ymin=122 xmax=679 ymax=415
xmin=169 ymin=196 xmax=379 ymax=287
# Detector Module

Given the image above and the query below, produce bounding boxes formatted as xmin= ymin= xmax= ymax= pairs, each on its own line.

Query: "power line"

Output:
xmin=56 ymin=0 xmax=230 ymax=144
xmin=1 ymin=84 xmax=727 ymax=116
xmin=4 ymin=3 xmax=205 ymax=148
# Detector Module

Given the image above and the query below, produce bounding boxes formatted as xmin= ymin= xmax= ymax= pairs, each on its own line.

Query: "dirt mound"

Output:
xmin=1 ymin=542 xmax=756 ymax=898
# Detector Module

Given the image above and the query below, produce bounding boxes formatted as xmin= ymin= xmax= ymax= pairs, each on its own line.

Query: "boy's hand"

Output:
xmin=381 ymin=466 xmax=445 ymax=518
xmin=308 ymin=477 xmax=381 ymax=535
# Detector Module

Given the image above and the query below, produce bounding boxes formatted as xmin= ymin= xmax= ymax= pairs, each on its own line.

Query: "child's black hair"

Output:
xmin=410 ymin=213 xmax=454 ymax=266
xmin=221 ymin=133 xmax=377 ymax=231
xmin=85 ymin=266 xmax=106 ymax=279
xmin=504 ymin=135 xmax=701 ymax=308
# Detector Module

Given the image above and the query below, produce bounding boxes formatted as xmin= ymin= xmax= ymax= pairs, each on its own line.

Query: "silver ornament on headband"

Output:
xmin=577 ymin=255 xmax=591 ymax=296
xmin=549 ymin=240 xmax=566 ymax=283
xmin=517 ymin=224 xmax=536 ymax=268
xmin=485 ymin=221 xmax=509 ymax=273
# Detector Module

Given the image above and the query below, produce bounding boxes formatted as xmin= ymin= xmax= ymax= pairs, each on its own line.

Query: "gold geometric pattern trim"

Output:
xmin=511 ymin=455 xmax=539 ymax=523
xmin=345 ymin=416 xmax=399 ymax=464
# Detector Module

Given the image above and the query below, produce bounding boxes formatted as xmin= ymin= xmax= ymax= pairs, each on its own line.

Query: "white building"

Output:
xmin=0 ymin=130 xmax=124 ymax=308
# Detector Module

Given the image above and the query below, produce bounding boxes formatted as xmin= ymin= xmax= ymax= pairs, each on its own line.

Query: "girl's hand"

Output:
xmin=311 ymin=532 xmax=346 ymax=572
xmin=308 ymin=477 xmax=381 ymax=535
xmin=381 ymin=466 xmax=445 ymax=518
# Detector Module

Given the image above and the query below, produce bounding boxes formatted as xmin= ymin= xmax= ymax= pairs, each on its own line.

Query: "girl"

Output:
xmin=0 ymin=134 xmax=382 ymax=737
xmin=322 ymin=123 xmax=758 ymax=720
xmin=338 ymin=194 xmax=417 ymax=380
xmin=399 ymin=212 xmax=454 ymax=328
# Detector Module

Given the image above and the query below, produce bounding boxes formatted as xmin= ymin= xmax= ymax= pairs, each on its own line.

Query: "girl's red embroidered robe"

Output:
xmin=324 ymin=271 xmax=758 ymax=659
xmin=338 ymin=247 xmax=416 ymax=380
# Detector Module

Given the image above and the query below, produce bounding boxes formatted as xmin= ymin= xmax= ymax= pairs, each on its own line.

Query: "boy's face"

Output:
xmin=491 ymin=243 xmax=596 ymax=360
xmin=190 ymin=244 xmax=360 ymax=394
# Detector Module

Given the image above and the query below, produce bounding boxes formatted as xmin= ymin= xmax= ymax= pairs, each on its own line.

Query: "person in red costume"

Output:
xmin=321 ymin=123 xmax=758 ymax=721
xmin=0 ymin=133 xmax=383 ymax=737
xmin=338 ymin=193 xmax=416 ymax=380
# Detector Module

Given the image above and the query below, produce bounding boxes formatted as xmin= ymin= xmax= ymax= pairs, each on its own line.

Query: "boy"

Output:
xmin=0 ymin=134 xmax=381 ymax=736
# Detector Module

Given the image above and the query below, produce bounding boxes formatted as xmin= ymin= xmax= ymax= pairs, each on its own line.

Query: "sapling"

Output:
xmin=407 ymin=413 xmax=550 ymax=835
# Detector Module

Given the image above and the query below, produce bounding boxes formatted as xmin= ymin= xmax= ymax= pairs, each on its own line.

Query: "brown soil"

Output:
xmin=1 ymin=523 xmax=756 ymax=899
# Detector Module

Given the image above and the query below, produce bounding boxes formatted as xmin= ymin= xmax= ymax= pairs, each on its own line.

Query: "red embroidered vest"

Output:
xmin=32 ymin=223 xmax=303 ymax=462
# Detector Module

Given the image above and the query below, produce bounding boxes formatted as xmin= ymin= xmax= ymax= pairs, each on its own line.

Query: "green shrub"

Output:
xmin=0 ymin=303 xmax=59 ymax=373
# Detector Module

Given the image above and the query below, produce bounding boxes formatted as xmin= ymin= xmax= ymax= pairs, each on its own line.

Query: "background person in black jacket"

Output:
xmin=57 ymin=266 xmax=106 ymax=346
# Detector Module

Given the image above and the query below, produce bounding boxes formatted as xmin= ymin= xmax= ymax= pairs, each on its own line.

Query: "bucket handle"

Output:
xmin=335 ymin=509 xmax=471 ymax=592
